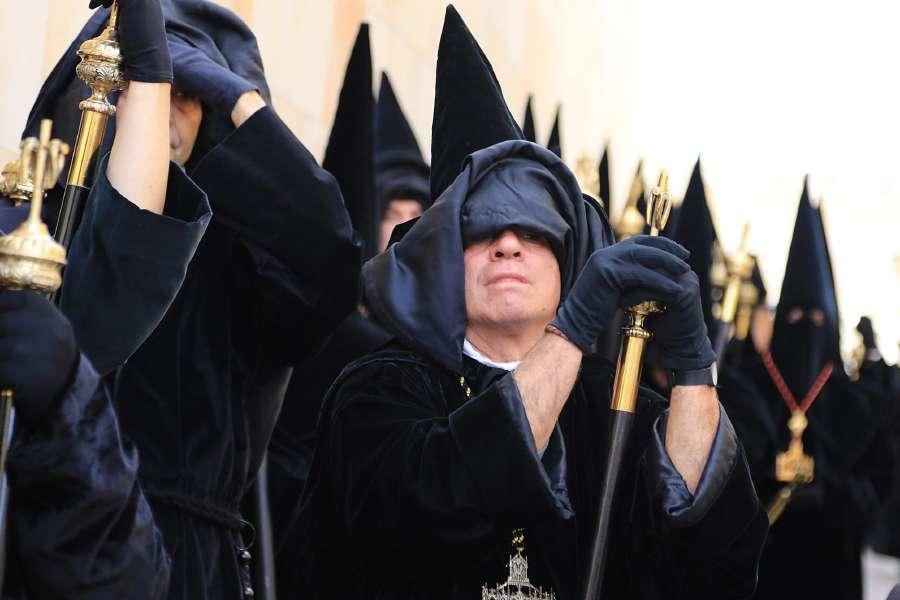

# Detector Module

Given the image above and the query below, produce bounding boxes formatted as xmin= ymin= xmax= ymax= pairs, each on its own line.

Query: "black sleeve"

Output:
xmin=7 ymin=354 xmax=171 ymax=600
xmin=60 ymin=156 xmax=210 ymax=375
xmin=189 ymin=107 xmax=362 ymax=361
xmin=641 ymin=406 xmax=769 ymax=598
xmin=322 ymin=361 xmax=571 ymax=578
xmin=564 ymin=356 xmax=768 ymax=600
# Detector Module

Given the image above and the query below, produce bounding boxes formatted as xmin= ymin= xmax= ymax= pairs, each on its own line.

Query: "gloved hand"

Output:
xmin=550 ymin=236 xmax=691 ymax=353
xmin=856 ymin=316 xmax=877 ymax=351
xmin=0 ymin=290 xmax=79 ymax=427
xmin=169 ymin=38 xmax=258 ymax=115
xmin=649 ymin=269 xmax=716 ymax=371
xmin=89 ymin=0 xmax=172 ymax=83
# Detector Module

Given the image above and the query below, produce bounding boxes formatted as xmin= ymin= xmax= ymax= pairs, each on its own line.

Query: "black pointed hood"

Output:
xmin=323 ymin=24 xmax=377 ymax=258
xmin=770 ymin=178 xmax=841 ymax=395
xmin=598 ymin=145 xmax=610 ymax=213
xmin=374 ymin=72 xmax=431 ymax=216
xmin=522 ymin=96 xmax=537 ymax=143
xmin=671 ymin=159 xmax=718 ymax=330
xmin=547 ymin=107 xmax=562 ymax=158
xmin=363 ymin=140 xmax=613 ymax=372
xmin=815 ymin=201 xmax=839 ymax=326
xmin=431 ymin=5 xmax=523 ymax=200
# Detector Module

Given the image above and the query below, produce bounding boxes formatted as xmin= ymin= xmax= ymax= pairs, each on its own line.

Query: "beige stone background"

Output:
xmin=1 ymin=0 xmax=898 ymax=362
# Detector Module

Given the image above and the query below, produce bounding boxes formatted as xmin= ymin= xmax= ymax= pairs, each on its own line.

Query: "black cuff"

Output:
xmin=644 ymin=404 xmax=738 ymax=527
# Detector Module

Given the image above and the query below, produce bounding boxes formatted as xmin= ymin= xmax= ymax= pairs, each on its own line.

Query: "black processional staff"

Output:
xmin=710 ymin=223 xmax=754 ymax=359
xmin=53 ymin=2 xmax=126 ymax=255
xmin=582 ymin=172 xmax=671 ymax=600
xmin=0 ymin=119 xmax=70 ymax=589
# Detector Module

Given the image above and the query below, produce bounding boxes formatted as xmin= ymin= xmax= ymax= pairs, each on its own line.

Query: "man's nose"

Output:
xmin=491 ymin=230 xmax=523 ymax=259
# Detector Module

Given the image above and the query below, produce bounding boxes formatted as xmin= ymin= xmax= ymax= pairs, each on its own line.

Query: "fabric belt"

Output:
xmin=147 ymin=489 xmax=245 ymax=532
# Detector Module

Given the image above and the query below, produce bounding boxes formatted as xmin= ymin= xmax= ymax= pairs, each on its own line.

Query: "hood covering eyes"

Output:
xmin=461 ymin=158 xmax=570 ymax=269
xmin=362 ymin=140 xmax=613 ymax=373
xmin=770 ymin=178 xmax=840 ymax=394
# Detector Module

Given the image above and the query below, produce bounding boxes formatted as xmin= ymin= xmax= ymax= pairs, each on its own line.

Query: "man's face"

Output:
xmin=379 ymin=198 xmax=424 ymax=252
xmin=464 ymin=228 xmax=561 ymax=332
xmin=170 ymin=90 xmax=203 ymax=166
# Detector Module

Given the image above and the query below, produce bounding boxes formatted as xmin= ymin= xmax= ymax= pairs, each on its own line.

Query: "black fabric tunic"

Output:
xmin=744 ymin=364 xmax=894 ymax=600
xmin=3 ymin=355 xmax=170 ymax=600
xmin=861 ymin=357 xmax=900 ymax=557
xmin=284 ymin=345 xmax=768 ymax=599
xmin=268 ymin=310 xmax=392 ymax=556
xmin=104 ymin=107 xmax=360 ymax=600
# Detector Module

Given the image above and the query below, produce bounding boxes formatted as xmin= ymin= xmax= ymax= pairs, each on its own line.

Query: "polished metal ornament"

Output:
xmin=482 ymin=530 xmax=555 ymax=600
xmin=0 ymin=120 xmax=68 ymax=294
xmin=774 ymin=412 xmax=814 ymax=484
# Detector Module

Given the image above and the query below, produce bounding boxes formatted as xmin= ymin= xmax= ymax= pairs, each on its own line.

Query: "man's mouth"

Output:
xmin=487 ymin=273 xmax=529 ymax=285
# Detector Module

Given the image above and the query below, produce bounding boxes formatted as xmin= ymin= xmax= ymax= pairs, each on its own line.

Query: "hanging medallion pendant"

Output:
xmin=774 ymin=411 xmax=814 ymax=484
xmin=482 ymin=529 xmax=555 ymax=600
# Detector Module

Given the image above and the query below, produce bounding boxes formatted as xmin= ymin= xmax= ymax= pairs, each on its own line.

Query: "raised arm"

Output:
xmin=60 ymin=0 xmax=212 ymax=375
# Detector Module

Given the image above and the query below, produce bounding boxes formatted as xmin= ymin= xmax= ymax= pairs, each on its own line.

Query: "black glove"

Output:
xmin=550 ymin=236 xmax=691 ymax=353
xmin=649 ymin=269 xmax=716 ymax=371
xmin=89 ymin=0 xmax=172 ymax=83
xmin=0 ymin=290 xmax=78 ymax=427
xmin=856 ymin=317 xmax=877 ymax=351
xmin=169 ymin=39 xmax=258 ymax=115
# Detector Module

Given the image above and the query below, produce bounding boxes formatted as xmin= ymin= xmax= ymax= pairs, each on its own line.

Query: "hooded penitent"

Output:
xmin=547 ymin=106 xmax=562 ymax=158
xmin=375 ymin=72 xmax=431 ymax=217
xmin=671 ymin=159 xmax=718 ymax=333
xmin=363 ymin=6 xmax=612 ymax=373
xmin=769 ymin=179 xmax=840 ymax=396
xmin=289 ymin=7 xmax=766 ymax=600
xmin=19 ymin=0 xmax=272 ymax=226
xmin=323 ymin=24 xmax=377 ymax=258
xmin=521 ymin=95 xmax=537 ymax=143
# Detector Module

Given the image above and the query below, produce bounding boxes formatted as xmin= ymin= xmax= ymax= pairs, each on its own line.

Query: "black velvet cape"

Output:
xmin=283 ymin=347 xmax=767 ymax=599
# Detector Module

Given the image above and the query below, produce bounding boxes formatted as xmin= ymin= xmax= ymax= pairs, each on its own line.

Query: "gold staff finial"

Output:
xmin=0 ymin=137 xmax=69 ymax=206
xmin=718 ymin=222 xmax=754 ymax=326
xmin=609 ymin=170 xmax=670 ymax=412
xmin=66 ymin=2 xmax=126 ymax=190
xmin=616 ymin=161 xmax=647 ymax=240
xmin=0 ymin=120 xmax=69 ymax=294
xmin=575 ymin=155 xmax=600 ymax=200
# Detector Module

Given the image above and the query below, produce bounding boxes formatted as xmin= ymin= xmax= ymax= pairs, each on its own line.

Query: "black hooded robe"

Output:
xmin=285 ymin=140 xmax=767 ymax=600
xmin=108 ymin=105 xmax=360 ymax=600
xmin=287 ymin=345 xmax=766 ymax=600
xmin=738 ymin=188 xmax=893 ymax=600
xmin=2 ymin=354 xmax=170 ymax=600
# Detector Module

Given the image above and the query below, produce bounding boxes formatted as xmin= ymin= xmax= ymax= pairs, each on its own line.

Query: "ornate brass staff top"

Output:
xmin=615 ymin=161 xmax=648 ymax=240
xmin=733 ymin=262 xmax=759 ymax=343
xmin=711 ymin=223 xmax=754 ymax=358
xmin=0 ymin=118 xmax=69 ymax=588
xmin=55 ymin=2 xmax=126 ymax=251
xmin=582 ymin=172 xmax=671 ymax=600
xmin=1 ymin=135 xmax=68 ymax=207
xmin=0 ymin=120 xmax=70 ymax=293
xmin=575 ymin=155 xmax=601 ymax=201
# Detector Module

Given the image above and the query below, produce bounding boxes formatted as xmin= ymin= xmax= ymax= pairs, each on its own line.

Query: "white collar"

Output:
xmin=463 ymin=339 xmax=521 ymax=371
